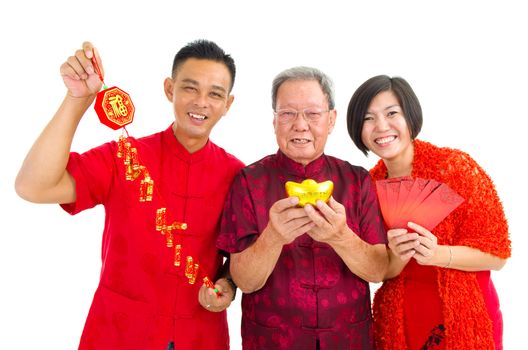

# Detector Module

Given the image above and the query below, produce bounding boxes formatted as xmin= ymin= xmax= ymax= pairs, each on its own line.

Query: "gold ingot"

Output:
xmin=285 ymin=179 xmax=334 ymax=207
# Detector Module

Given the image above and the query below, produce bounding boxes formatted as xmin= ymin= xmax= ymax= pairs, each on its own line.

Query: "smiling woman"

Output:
xmin=360 ymin=90 xmax=414 ymax=177
xmin=346 ymin=75 xmax=511 ymax=350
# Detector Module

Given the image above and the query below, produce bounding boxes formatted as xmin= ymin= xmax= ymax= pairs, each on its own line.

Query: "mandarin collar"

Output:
xmin=163 ymin=124 xmax=211 ymax=164
xmin=276 ymin=149 xmax=326 ymax=178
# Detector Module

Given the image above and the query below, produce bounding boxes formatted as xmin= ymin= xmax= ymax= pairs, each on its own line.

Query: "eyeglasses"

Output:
xmin=274 ymin=108 xmax=330 ymax=124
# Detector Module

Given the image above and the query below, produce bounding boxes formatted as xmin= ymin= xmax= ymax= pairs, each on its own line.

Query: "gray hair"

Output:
xmin=271 ymin=66 xmax=335 ymax=111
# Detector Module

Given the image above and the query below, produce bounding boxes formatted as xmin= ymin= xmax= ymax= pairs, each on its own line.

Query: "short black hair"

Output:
xmin=346 ymin=75 xmax=423 ymax=156
xmin=171 ymin=39 xmax=236 ymax=92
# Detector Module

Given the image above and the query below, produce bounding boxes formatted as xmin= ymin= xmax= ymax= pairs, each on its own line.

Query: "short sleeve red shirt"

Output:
xmin=62 ymin=125 xmax=243 ymax=350
xmin=217 ymin=151 xmax=386 ymax=350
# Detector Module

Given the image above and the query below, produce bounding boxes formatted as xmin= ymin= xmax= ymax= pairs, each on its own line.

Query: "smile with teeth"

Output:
xmin=189 ymin=112 xmax=207 ymax=121
xmin=291 ymin=138 xmax=311 ymax=144
xmin=375 ymin=135 xmax=396 ymax=145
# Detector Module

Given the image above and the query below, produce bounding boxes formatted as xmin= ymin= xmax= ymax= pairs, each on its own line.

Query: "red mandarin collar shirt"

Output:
xmin=62 ymin=125 xmax=243 ymax=350
xmin=217 ymin=150 xmax=387 ymax=350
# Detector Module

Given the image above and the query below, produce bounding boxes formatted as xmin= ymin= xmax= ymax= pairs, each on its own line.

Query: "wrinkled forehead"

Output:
xmin=276 ymin=80 xmax=328 ymax=108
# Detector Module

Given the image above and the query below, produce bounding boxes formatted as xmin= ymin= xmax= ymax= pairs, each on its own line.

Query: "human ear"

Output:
xmin=328 ymin=109 xmax=337 ymax=134
xmin=223 ymin=94 xmax=235 ymax=116
xmin=163 ymin=78 xmax=174 ymax=101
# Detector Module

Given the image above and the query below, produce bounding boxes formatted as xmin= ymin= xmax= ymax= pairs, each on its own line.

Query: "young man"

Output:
xmin=15 ymin=40 xmax=243 ymax=350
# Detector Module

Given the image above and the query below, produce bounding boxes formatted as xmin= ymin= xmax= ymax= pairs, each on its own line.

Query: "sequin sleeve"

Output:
xmin=445 ymin=151 xmax=511 ymax=258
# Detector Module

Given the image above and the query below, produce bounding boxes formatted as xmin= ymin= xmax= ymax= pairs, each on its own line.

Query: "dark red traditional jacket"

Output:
xmin=218 ymin=150 xmax=387 ymax=350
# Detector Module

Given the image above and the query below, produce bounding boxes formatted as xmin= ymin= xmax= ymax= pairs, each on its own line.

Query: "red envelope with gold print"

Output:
xmin=375 ymin=177 xmax=464 ymax=230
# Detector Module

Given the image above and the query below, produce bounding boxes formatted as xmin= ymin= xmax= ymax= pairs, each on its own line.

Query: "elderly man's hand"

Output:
xmin=265 ymin=196 xmax=315 ymax=246
xmin=304 ymin=197 xmax=348 ymax=245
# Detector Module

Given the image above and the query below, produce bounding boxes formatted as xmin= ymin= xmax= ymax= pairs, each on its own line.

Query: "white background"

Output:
xmin=1 ymin=1 xmax=526 ymax=349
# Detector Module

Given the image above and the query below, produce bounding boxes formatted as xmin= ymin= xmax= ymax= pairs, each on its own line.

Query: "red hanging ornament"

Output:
xmin=91 ymin=50 xmax=135 ymax=130
xmin=94 ymin=86 xmax=135 ymax=129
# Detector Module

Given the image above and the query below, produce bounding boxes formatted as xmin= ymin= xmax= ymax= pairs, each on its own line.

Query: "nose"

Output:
xmin=374 ymin=115 xmax=390 ymax=131
xmin=292 ymin=112 xmax=310 ymax=131
xmin=192 ymin=92 xmax=208 ymax=108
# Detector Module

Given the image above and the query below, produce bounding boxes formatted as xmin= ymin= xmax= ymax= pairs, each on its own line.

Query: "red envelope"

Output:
xmin=375 ymin=177 xmax=464 ymax=230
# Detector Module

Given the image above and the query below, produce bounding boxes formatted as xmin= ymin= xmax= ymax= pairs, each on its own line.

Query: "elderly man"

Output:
xmin=217 ymin=67 xmax=389 ymax=349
